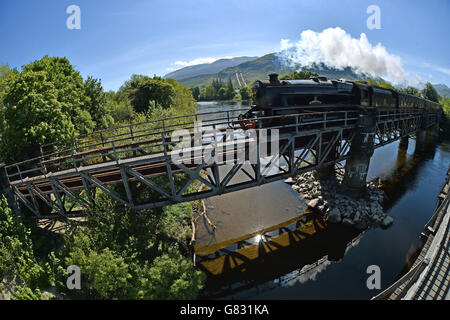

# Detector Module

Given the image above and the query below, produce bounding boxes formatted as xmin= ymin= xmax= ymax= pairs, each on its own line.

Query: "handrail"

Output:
xmin=6 ymin=109 xmax=353 ymax=167
xmin=372 ymin=169 xmax=450 ymax=300
xmin=5 ymin=107 xmax=431 ymax=184
xmin=371 ymin=258 xmax=429 ymax=300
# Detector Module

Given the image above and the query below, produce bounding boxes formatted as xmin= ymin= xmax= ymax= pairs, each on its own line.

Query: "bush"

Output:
xmin=64 ymin=233 xmax=132 ymax=299
xmin=0 ymin=196 xmax=49 ymax=290
xmin=135 ymin=249 xmax=205 ymax=300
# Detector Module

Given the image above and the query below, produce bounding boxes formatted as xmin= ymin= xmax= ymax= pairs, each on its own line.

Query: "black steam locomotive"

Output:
xmin=237 ymin=73 xmax=441 ymax=129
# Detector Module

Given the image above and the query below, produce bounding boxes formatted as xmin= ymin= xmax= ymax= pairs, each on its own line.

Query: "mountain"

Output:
xmin=176 ymin=53 xmax=374 ymax=88
xmin=164 ymin=56 xmax=257 ymax=81
xmin=434 ymin=84 xmax=450 ymax=98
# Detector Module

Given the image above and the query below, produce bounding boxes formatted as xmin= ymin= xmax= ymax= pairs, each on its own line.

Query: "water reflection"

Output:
xmin=198 ymin=211 xmax=362 ymax=299
xmin=378 ymin=136 xmax=438 ymax=212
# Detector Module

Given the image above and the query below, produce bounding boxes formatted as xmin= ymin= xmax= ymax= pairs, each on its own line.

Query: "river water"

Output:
xmin=197 ymin=101 xmax=450 ymax=300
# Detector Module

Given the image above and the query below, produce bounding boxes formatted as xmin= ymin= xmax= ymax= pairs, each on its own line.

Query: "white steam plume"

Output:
xmin=278 ymin=27 xmax=416 ymax=85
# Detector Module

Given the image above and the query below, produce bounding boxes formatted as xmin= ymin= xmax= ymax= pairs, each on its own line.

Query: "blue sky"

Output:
xmin=0 ymin=0 xmax=449 ymax=90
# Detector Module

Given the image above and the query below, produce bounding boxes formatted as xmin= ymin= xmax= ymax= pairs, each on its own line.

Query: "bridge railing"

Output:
xmin=5 ymin=107 xmax=429 ymax=185
xmin=5 ymin=108 xmax=362 ymax=183
xmin=5 ymin=108 xmax=249 ymax=181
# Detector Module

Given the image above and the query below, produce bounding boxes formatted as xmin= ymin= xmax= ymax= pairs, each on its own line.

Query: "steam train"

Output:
xmin=237 ymin=73 xmax=442 ymax=129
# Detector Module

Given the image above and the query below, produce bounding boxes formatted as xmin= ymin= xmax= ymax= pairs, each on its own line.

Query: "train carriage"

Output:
xmin=238 ymin=74 xmax=442 ymax=130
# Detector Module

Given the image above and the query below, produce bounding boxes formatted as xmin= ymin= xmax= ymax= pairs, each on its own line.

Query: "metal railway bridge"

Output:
xmin=0 ymin=106 xmax=441 ymax=219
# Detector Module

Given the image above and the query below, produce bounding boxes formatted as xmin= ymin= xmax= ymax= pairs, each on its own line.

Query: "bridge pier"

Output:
xmin=427 ymin=123 xmax=440 ymax=141
xmin=415 ymin=110 xmax=434 ymax=154
xmin=341 ymin=111 xmax=376 ymax=198
xmin=0 ymin=164 xmax=23 ymax=218
xmin=399 ymin=136 xmax=409 ymax=150
xmin=414 ymin=129 xmax=427 ymax=154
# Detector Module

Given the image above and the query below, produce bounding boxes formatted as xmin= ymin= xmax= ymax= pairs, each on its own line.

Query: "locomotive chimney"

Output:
xmin=269 ymin=73 xmax=279 ymax=85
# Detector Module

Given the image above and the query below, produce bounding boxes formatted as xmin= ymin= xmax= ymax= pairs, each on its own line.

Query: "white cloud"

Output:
xmin=433 ymin=66 xmax=450 ymax=76
xmin=172 ymin=56 xmax=234 ymax=68
xmin=278 ymin=27 xmax=416 ymax=86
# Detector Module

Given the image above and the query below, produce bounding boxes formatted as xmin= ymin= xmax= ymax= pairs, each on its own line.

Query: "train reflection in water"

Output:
xmin=197 ymin=209 xmax=363 ymax=299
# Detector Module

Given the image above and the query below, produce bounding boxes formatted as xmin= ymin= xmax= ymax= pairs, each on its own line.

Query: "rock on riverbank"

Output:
xmin=285 ymin=167 xmax=393 ymax=231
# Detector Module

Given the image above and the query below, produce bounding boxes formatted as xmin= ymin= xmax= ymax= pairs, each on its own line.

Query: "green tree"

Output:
xmin=211 ymin=78 xmax=222 ymax=93
xmin=439 ymin=97 xmax=450 ymax=137
xmin=226 ymin=77 xmax=234 ymax=99
xmin=57 ymin=193 xmax=205 ymax=300
xmin=136 ymin=250 xmax=205 ymax=300
xmin=217 ymin=87 xmax=228 ymax=100
xmin=1 ymin=70 xmax=75 ymax=162
xmin=104 ymin=90 xmax=135 ymax=124
xmin=198 ymin=84 xmax=216 ymax=101
xmin=421 ymin=82 xmax=441 ymax=103
xmin=12 ymin=287 xmax=43 ymax=300
xmin=280 ymin=70 xmax=318 ymax=80
xmin=190 ymin=86 xmax=200 ymax=101
xmin=165 ymin=78 xmax=197 ymax=114
xmin=21 ymin=56 xmax=95 ymax=134
xmin=399 ymin=86 xmax=421 ymax=97
xmin=0 ymin=196 xmax=49 ymax=290
xmin=367 ymin=79 xmax=396 ymax=90
xmin=84 ymin=76 xmax=114 ymax=129
xmin=0 ymin=63 xmax=19 ymax=162
xmin=0 ymin=63 xmax=17 ymax=103
xmin=64 ymin=233 xmax=132 ymax=299
xmin=119 ymin=75 xmax=175 ymax=113
xmin=239 ymin=86 xmax=252 ymax=100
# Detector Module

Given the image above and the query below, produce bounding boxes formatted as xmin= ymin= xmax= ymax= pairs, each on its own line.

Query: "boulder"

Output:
xmin=327 ymin=208 xmax=342 ymax=224
xmin=381 ymin=216 xmax=394 ymax=229
xmin=307 ymin=198 xmax=321 ymax=209
xmin=342 ymin=218 xmax=355 ymax=226
xmin=355 ymin=220 xmax=368 ymax=230
xmin=284 ymin=177 xmax=296 ymax=185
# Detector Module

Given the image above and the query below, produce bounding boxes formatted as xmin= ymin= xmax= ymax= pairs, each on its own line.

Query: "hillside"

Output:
xmin=164 ymin=56 xmax=257 ymax=81
xmin=434 ymin=84 xmax=450 ymax=98
xmin=177 ymin=53 xmax=374 ymax=88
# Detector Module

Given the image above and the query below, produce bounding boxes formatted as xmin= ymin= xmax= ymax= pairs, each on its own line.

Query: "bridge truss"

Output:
xmin=3 ymin=107 xmax=438 ymax=219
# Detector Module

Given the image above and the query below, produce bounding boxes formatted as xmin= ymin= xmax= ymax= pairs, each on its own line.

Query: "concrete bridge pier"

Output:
xmin=341 ymin=111 xmax=376 ymax=198
xmin=414 ymin=129 xmax=427 ymax=154
xmin=399 ymin=136 xmax=409 ymax=150
xmin=415 ymin=110 xmax=431 ymax=154
xmin=427 ymin=123 xmax=440 ymax=142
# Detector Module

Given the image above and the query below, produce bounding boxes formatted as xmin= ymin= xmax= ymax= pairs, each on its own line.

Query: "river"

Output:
xmin=196 ymin=101 xmax=450 ymax=300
